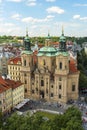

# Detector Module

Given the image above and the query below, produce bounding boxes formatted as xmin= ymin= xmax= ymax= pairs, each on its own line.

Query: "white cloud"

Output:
xmin=46 ymin=6 xmax=64 ymax=14
xmin=0 ymin=17 xmax=3 ymax=21
xmin=46 ymin=0 xmax=56 ymax=2
xmin=7 ymin=0 xmax=22 ymax=2
xmin=22 ymin=15 xmax=54 ymax=23
xmin=0 ymin=22 xmax=22 ymax=36
xmin=73 ymin=15 xmax=80 ymax=19
xmin=0 ymin=0 xmax=2 ymax=3
xmin=26 ymin=0 xmax=36 ymax=6
xmin=80 ymin=17 xmax=87 ymax=21
xmin=11 ymin=13 xmax=21 ymax=20
xmin=4 ymin=23 xmax=15 ymax=27
xmin=46 ymin=15 xmax=55 ymax=19
xmin=27 ymin=0 xmax=36 ymax=1
xmin=73 ymin=15 xmax=87 ymax=21
xmin=27 ymin=2 xmax=36 ymax=6
xmin=74 ymin=4 xmax=87 ymax=7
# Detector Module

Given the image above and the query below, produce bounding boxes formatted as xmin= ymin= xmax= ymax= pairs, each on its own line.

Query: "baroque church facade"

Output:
xmin=8 ymin=29 xmax=80 ymax=104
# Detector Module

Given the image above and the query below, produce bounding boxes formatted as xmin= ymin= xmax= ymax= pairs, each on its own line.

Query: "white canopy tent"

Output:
xmin=14 ymin=99 xmax=30 ymax=109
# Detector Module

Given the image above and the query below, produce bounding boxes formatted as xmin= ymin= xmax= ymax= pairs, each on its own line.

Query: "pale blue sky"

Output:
xmin=0 ymin=0 xmax=87 ymax=37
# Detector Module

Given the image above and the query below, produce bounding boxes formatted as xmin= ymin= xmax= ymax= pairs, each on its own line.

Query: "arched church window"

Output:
xmin=59 ymin=62 xmax=62 ymax=69
xmin=24 ymin=60 xmax=26 ymax=66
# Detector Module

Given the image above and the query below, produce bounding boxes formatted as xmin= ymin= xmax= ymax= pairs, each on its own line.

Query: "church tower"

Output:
xmin=21 ymin=29 xmax=33 ymax=98
xmin=45 ymin=32 xmax=52 ymax=47
xmin=54 ymin=27 xmax=70 ymax=103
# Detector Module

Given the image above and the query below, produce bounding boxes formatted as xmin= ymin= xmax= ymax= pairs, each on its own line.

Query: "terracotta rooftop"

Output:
xmin=0 ymin=76 xmax=23 ymax=94
xmin=69 ymin=58 xmax=78 ymax=73
xmin=5 ymin=79 xmax=23 ymax=90
xmin=8 ymin=56 xmax=21 ymax=65
xmin=0 ymin=77 xmax=11 ymax=94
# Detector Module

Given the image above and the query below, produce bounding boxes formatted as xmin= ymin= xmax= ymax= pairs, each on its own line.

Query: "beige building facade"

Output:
xmin=8 ymin=57 xmax=21 ymax=81
xmin=8 ymin=31 xmax=80 ymax=104
xmin=5 ymin=79 xmax=24 ymax=108
xmin=0 ymin=77 xmax=24 ymax=114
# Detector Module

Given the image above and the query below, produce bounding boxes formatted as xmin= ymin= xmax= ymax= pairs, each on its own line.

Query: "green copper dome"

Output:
xmin=39 ymin=46 xmax=57 ymax=53
xmin=59 ymin=35 xmax=66 ymax=42
xmin=24 ymin=36 xmax=30 ymax=42
xmin=56 ymin=51 xmax=69 ymax=56
xmin=37 ymin=46 xmax=57 ymax=57
xmin=21 ymin=50 xmax=33 ymax=55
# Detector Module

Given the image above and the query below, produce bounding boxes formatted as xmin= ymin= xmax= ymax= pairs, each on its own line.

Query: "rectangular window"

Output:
xmin=72 ymin=85 xmax=75 ymax=91
xmin=59 ymin=94 xmax=61 ymax=99
xmin=41 ymin=80 xmax=44 ymax=86
xmin=59 ymin=62 xmax=62 ymax=69
xmin=59 ymin=85 xmax=61 ymax=89
xmin=51 ymin=93 xmax=53 ymax=97
xmin=25 ymin=88 xmax=27 ymax=93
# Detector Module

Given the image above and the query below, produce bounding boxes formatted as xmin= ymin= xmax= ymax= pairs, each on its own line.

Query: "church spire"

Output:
xmin=45 ymin=31 xmax=51 ymax=47
xmin=24 ymin=28 xmax=31 ymax=51
xmin=26 ymin=27 xmax=28 ymax=37
xmin=59 ymin=26 xmax=66 ymax=52
xmin=62 ymin=25 xmax=64 ymax=36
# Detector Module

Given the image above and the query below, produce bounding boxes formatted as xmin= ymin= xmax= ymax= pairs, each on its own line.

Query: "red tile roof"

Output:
xmin=8 ymin=56 xmax=21 ymax=65
xmin=0 ymin=77 xmax=23 ymax=94
xmin=5 ymin=79 xmax=23 ymax=90
xmin=69 ymin=58 xmax=78 ymax=73
xmin=0 ymin=77 xmax=11 ymax=94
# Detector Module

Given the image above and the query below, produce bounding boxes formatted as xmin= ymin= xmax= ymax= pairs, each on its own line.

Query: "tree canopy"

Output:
xmin=1 ymin=106 xmax=83 ymax=130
